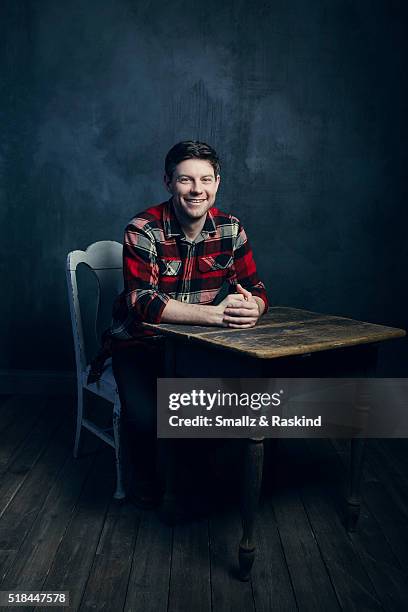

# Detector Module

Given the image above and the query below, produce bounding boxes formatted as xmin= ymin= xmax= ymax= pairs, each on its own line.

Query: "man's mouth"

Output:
xmin=185 ymin=198 xmax=206 ymax=204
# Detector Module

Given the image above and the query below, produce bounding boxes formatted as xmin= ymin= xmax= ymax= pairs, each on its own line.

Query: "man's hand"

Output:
xmin=221 ymin=284 xmax=262 ymax=328
xmin=161 ymin=284 xmax=265 ymax=328
xmin=213 ymin=293 xmax=247 ymax=326
xmin=162 ymin=294 xmax=247 ymax=327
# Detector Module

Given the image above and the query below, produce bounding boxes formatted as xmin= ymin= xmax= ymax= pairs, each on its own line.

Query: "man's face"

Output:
xmin=165 ymin=159 xmax=220 ymax=225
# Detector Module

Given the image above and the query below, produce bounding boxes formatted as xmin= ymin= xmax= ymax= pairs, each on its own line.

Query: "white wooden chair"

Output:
xmin=66 ymin=240 xmax=125 ymax=499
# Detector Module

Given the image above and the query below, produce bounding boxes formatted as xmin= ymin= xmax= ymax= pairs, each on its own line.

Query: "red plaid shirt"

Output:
xmin=110 ymin=199 xmax=269 ymax=340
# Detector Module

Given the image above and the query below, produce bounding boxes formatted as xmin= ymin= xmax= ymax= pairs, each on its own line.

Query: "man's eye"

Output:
xmin=178 ymin=177 xmax=191 ymax=183
xmin=202 ymin=178 xmax=213 ymax=183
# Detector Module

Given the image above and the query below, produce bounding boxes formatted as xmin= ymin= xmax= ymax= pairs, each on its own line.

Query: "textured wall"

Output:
xmin=1 ymin=0 xmax=407 ymax=373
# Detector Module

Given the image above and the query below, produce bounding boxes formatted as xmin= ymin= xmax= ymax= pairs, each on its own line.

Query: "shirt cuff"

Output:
xmin=250 ymin=289 xmax=269 ymax=314
xmin=143 ymin=291 xmax=171 ymax=323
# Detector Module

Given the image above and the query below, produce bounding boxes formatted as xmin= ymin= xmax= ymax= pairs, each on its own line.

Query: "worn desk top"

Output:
xmin=143 ymin=307 xmax=406 ymax=360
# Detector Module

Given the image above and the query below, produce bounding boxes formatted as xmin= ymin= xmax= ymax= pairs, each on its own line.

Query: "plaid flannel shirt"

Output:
xmin=110 ymin=199 xmax=268 ymax=340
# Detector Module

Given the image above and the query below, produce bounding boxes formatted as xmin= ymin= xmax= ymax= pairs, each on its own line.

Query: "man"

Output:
xmin=110 ymin=141 xmax=268 ymax=506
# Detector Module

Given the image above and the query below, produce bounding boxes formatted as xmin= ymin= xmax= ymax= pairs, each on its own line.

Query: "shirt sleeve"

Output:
xmin=231 ymin=222 xmax=269 ymax=313
xmin=122 ymin=222 xmax=170 ymax=323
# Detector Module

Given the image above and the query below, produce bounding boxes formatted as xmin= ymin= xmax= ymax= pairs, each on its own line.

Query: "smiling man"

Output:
xmin=111 ymin=141 xmax=268 ymax=333
xmin=109 ymin=140 xmax=268 ymax=507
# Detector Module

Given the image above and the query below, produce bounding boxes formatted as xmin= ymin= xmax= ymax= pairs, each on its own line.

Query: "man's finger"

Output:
xmin=223 ymin=315 xmax=258 ymax=325
xmin=236 ymin=283 xmax=252 ymax=300
xmin=224 ymin=305 xmax=258 ymax=316
xmin=225 ymin=321 xmax=257 ymax=328
xmin=225 ymin=301 xmax=248 ymax=310
xmin=226 ymin=301 xmax=258 ymax=311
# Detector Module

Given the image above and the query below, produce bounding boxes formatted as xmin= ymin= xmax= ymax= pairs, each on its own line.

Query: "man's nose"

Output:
xmin=190 ymin=181 xmax=203 ymax=194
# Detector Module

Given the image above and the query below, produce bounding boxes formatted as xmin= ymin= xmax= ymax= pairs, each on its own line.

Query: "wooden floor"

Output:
xmin=0 ymin=394 xmax=408 ymax=611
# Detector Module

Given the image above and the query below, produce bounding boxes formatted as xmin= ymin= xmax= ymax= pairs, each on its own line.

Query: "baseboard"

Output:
xmin=0 ymin=369 xmax=76 ymax=395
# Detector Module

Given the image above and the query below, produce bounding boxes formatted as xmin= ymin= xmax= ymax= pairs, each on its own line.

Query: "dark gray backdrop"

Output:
xmin=1 ymin=0 xmax=407 ymax=374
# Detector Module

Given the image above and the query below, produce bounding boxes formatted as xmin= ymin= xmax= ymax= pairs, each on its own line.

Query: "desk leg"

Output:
xmin=347 ymin=438 xmax=366 ymax=532
xmin=239 ymin=437 xmax=264 ymax=581
xmin=347 ymin=380 xmax=371 ymax=532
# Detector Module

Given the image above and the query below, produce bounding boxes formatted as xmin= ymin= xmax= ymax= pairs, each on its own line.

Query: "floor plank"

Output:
xmin=1 ymin=447 xmax=94 ymax=590
xmin=270 ymin=486 xmax=341 ymax=612
xmin=0 ymin=397 xmax=62 ymax=520
xmin=288 ymin=440 xmax=383 ymax=611
xmin=328 ymin=439 xmax=408 ymax=610
xmin=251 ymin=499 xmax=299 ymax=612
xmin=0 ymin=394 xmax=408 ymax=612
xmin=39 ymin=450 xmax=114 ymax=611
xmin=168 ymin=519 xmax=211 ymax=612
xmin=210 ymin=507 xmax=256 ymax=612
xmin=0 ymin=404 xmax=73 ymax=583
xmin=124 ymin=511 xmax=172 ymax=612
xmin=334 ymin=438 xmax=408 ymax=571
xmin=79 ymin=491 xmax=139 ymax=611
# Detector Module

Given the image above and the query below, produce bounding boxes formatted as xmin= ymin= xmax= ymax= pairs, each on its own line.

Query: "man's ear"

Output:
xmin=164 ymin=174 xmax=172 ymax=193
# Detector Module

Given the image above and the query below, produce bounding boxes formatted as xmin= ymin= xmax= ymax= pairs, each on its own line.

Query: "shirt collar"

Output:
xmin=163 ymin=199 xmax=217 ymax=240
xmin=163 ymin=199 xmax=182 ymax=237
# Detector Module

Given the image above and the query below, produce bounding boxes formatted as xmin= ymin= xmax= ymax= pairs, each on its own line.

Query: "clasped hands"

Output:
xmin=217 ymin=283 xmax=261 ymax=329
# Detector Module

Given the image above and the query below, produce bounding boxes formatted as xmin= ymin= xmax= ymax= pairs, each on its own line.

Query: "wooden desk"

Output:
xmin=144 ymin=307 xmax=405 ymax=580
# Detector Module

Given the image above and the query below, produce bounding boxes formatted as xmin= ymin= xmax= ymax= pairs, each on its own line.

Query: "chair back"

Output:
xmin=66 ymin=241 xmax=123 ymax=375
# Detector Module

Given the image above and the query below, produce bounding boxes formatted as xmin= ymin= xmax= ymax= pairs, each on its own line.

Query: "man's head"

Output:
xmin=164 ymin=141 xmax=221 ymax=226
xmin=164 ymin=141 xmax=220 ymax=181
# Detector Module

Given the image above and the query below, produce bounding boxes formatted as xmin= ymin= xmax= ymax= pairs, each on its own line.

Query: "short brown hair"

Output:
xmin=165 ymin=141 xmax=220 ymax=180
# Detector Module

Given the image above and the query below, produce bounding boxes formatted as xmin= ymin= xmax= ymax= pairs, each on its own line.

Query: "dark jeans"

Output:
xmin=112 ymin=343 xmax=165 ymax=484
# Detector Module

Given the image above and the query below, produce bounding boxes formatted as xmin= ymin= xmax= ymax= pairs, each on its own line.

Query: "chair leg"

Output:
xmin=73 ymin=382 xmax=84 ymax=458
xmin=113 ymin=393 xmax=126 ymax=500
